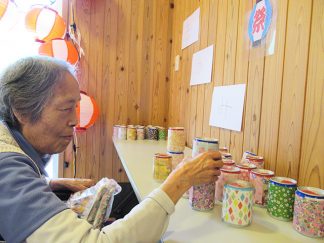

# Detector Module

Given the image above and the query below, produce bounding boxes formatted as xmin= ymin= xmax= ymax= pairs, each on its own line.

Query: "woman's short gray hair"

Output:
xmin=0 ymin=56 xmax=76 ymax=128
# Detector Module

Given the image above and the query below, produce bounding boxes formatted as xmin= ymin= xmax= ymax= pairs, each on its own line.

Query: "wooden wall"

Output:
xmin=168 ymin=0 xmax=323 ymax=188
xmin=62 ymin=0 xmax=173 ymax=182
xmin=62 ymin=0 xmax=323 ymax=188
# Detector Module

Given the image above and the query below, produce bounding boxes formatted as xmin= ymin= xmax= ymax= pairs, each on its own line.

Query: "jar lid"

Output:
xmin=221 ymin=166 xmax=240 ymax=174
xmin=247 ymin=155 xmax=264 ymax=162
xmin=251 ymin=169 xmax=274 ymax=177
xmin=223 ymin=159 xmax=235 ymax=165
xmin=194 ymin=137 xmax=219 ymax=144
xmin=154 ymin=153 xmax=172 ymax=158
xmin=236 ymin=163 xmax=257 ymax=170
xmin=168 ymin=127 xmax=184 ymax=130
xmin=297 ymin=187 xmax=324 ymax=199
xmin=270 ymin=177 xmax=297 ymax=187
xmin=225 ymin=179 xmax=254 ymax=191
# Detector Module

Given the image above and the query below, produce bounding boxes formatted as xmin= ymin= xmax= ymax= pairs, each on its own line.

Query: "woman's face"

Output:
xmin=21 ymin=72 xmax=81 ymax=154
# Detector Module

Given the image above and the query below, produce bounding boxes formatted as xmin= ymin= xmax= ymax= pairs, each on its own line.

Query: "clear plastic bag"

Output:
xmin=66 ymin=177 xmax=121 ymax=229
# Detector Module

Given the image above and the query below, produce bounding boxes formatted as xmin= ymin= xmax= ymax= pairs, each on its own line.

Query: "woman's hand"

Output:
xmin=49 ymin=178 xmax=95 ymax=192
xmin=161 ymin=151 xmax=223 ymax=204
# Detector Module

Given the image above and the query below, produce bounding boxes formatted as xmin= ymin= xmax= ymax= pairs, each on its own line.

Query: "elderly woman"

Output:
xmin=0 ymin=56 xmax=222 ymax=243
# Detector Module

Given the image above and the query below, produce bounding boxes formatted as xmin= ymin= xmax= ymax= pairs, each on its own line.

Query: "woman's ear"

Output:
xmin=12 ymin=109 xmax=28 ymax=125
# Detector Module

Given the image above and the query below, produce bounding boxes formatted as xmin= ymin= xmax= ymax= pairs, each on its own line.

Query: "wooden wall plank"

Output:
xmin=299 ymin=0 xmax=324 ymax=188
xmin=187 ymin=0 xmax=201 ymax=147
xmin=258 ymin=0 xmax=288 ymax=171
xmin=219 ymin=0 xmax=239 ymax=149
xmin=195 ymin=0 xmax=210 ymax=138
xmin=210 ymin=0 xmax=227 ymax=142
xmin=229 ymin=0 xmax=252 ymax=163
xmin=99 ymin=0 xmax=118 ymax=180
xmin=202 ymin=0 xmax=218 ymax=139
xmin=276 ymin=0 xmax=312 ymax=180
xmin=151 ymin=0 xmax=171 ymax=126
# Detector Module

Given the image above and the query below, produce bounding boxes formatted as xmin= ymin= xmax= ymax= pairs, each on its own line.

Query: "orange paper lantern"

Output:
xmin=39 ymin=38 xmax=79 ymax=65
xmin=76 ymin=92 xmax=99 ymax=132
xmin=25 ymin=7 xmax=66 ymax=42
xmin=0 ymin=0 xmax=8 ymax=20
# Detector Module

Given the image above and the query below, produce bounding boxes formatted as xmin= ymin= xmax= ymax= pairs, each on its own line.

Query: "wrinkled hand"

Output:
xmin=162 ymin=151 xmax=223 ymax=204
xmin=176 ymin=151 xmax=223 ymax=186
xmin=50 ymin=178 xmax=95 ymax=192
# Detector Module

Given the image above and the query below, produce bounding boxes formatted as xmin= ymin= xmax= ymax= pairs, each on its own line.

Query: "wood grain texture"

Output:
xmin=298 ymin=0 xmax=324 ymax=188
xmin=276 ymin=0 xmax=312 ymax=180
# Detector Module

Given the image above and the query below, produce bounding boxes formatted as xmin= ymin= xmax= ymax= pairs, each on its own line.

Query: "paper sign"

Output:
xmin=209 ymin=84 xmax=246 ymax=131
xmin=182 ymin=8 xmax=200 ymax=49
xmin=190 ymin=45 xmax=214 ymax=86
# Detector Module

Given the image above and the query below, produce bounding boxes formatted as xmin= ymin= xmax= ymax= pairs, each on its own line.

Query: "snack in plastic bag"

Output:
xmin=66 ymin=177 xmax=121 ymax=229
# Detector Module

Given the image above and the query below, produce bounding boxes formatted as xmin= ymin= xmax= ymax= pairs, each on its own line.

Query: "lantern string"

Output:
xmin=68 ymin=0 xmax=84 ymax=59
xmin=72 ymin=130 xmax=78 ymax=178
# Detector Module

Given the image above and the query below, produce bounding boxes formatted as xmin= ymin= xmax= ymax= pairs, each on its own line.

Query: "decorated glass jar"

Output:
xmin=167 ymin=127 xmax=185 ymax=152
xmin=215 ymin=166 xmax=241 ymax=202
xmin=250 ymin=169 xmax=274 ymax=207
xmin=153 ymin=153 xmax=172 ymax=182
xmin=236 ymin=163 xmax=257 ymax=182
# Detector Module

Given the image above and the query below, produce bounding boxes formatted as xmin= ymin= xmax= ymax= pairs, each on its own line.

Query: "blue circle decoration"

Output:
xmin=248 ymin=0 xmax=273 ymax=43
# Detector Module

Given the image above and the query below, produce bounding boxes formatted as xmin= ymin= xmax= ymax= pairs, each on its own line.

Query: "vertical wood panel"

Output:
xmin=202 ymin=0 xmax=218 ymax=139
xmin=276 ymin=0 xmax=312 ymax=180
xmin=258 ymin=0 xmax=288 ymax=171
xmin=229 ymin=0 xmax=252 ymax=163
xmin=299 ymin=0 xmax=324 ymax=188
xmin=210 ymin=0 xmax=227 ymax=141
xmin=219 ymin=0 xmax=239 ymax=149
xmin=195 ymin=0 xmax=210 ymax=138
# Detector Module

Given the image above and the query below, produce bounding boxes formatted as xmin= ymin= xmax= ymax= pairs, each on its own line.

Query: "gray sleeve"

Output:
xmin=0 ymin=153 xmax=67 ymax=243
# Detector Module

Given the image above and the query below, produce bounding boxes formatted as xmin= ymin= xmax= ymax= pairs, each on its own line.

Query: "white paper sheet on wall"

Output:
xmin=190 ymin=45 xmax=214 ymax=86
xmin=182 ymin=8 xmax=200 ymax=49
xmin=209 ymin=84 xmax=246 ymax=132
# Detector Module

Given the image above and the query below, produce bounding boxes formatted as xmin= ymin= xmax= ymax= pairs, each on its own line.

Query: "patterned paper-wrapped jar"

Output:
xmin=215 ymin=166 xmax=240 ymax=202
xmin=136 ymin=126 xmax=145 ymax=140
xmin=250 ymin=169 xmax=274 ymax=207
xmin=236 ymin=163 xmax=257 ymax=182
xmin=157 ymin=126 xmax=167 ymax=140
xmin=192 ymin=137 xmax=219 ymax=156
xmin=117 ymin=125 xmax=127 ymax=140
xmin=148 ymin=126 xmax=158 ymax=140
xmin=127 ymin=125 xmax=137 ymax=140
xmin=189 ymin=182 xmax=216 ymax=211
xmin=153 ymin=153 xmax=172 ymax=182
xmin=222 ymin=159 xmax=235 ymax=169
xmin=246 ymin=155 xmax=264 ymax=169
xmin=267 ymin=177 xmax=297 ymax=221
xmin=293 ymin=187 xmax=324 ymax=238
xmin=167 ymin=127 xmax=185 ymax=152
xmin=167 ymin=151 xmax=184 ymax=170
xmin=222 ymin=180 xmax=254 ymax=227
xmin=113 ymin=125 xmax=119 ymax=139
xmin=189 ymin=137 xmax=219 ymax=211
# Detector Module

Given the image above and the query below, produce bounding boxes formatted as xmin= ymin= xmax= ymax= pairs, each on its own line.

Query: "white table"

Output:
xmin=113 ymin=139 xmax=322 ymax=243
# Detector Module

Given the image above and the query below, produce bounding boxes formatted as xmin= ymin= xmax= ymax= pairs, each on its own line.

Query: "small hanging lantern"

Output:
xmin=38 ymin=38 xmax=79 ymax=65
xmin=25 ymin=6 xmax=66 ymax=42
xmin=75 ymin=91 xmax=99 ymax=132
xmin=0 ymin=0 xmax=8 ymax=20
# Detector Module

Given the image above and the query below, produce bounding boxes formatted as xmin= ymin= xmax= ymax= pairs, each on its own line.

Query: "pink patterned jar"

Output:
xmin=167 ymin=127 xmax=185 ymax=152
xmin=117 ymin=125 xmax=127 ymax=140
xmin=223 ymin=159 xmax=235 ymax=169
xmin=215 ymin=167 xmax=241 ymax=202
xmin=167 ymin=151 xmax=184 ymax=170
xmin=293 ymin=187 xmax=324 ymax=238
xmin=189 ymin=137 xmax=219 ymax=210
xmin=246 ymin=155 xmax=264 ymax=169
xmin=250 ymin=169 xmax=274 ymax=207
xmin=113 ymin=125 xmax=119 ymax=139
xmin=236 ymin=163 xmax=257 ymax=182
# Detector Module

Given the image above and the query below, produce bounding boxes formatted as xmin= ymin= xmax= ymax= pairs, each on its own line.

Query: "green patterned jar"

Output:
xmin=157 ymin=126 xmax=167 ymax=140
xmin=267 ymin=177 xmax=297 ymax=221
